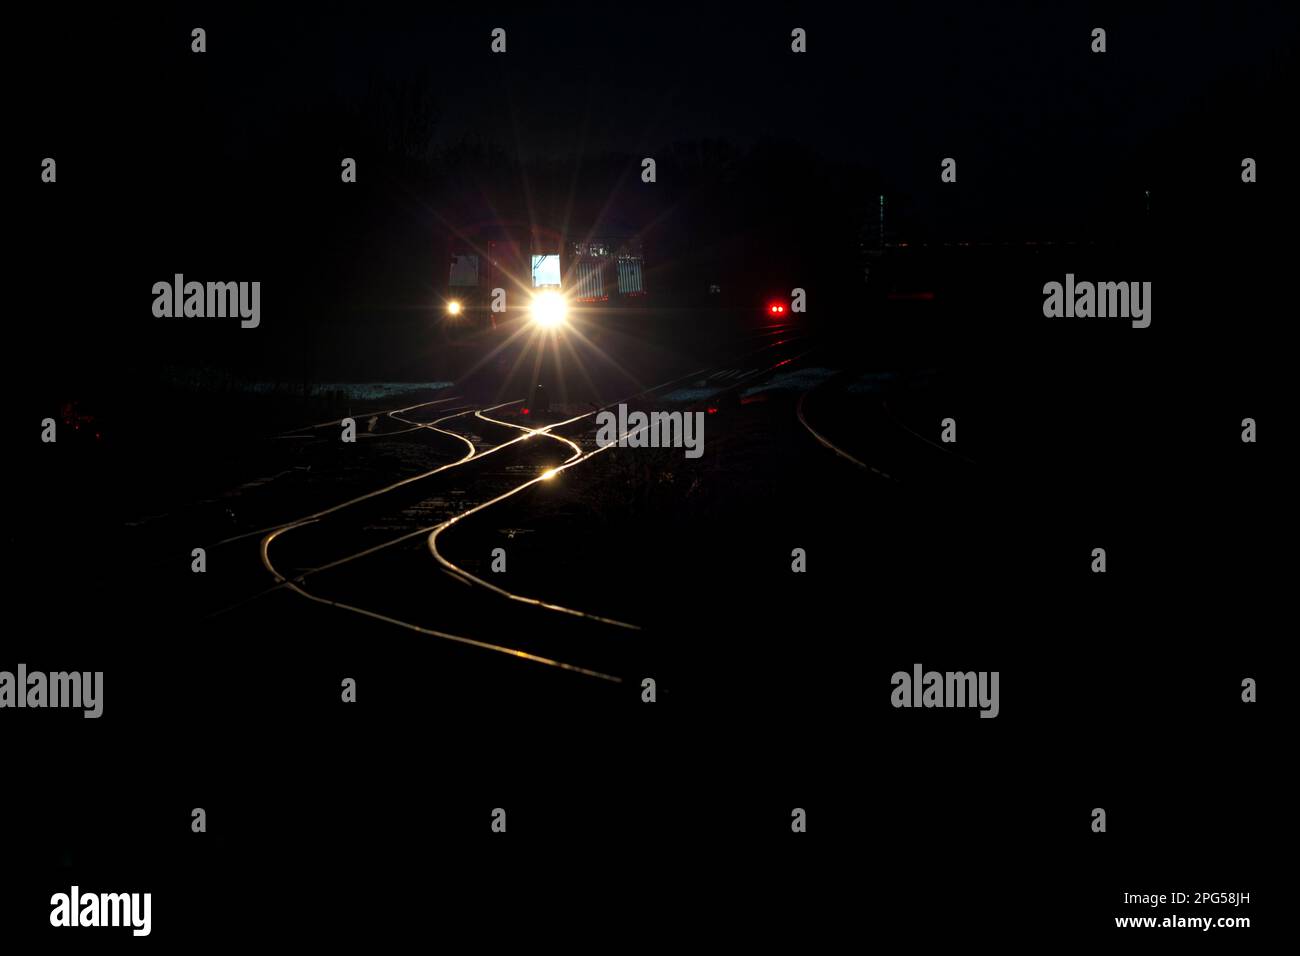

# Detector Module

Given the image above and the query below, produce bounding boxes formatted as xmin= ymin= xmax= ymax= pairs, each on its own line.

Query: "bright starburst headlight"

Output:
xmin=530 ymin=291 xmax=568 ymax=329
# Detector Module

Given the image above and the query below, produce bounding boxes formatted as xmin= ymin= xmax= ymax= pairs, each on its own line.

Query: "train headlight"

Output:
xmin=530 ymin=291 xmax=568 ymax=329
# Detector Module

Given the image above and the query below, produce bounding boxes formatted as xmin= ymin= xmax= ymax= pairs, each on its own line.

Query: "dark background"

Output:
xmin=8 ymin=1 xmax=1289 ymax=945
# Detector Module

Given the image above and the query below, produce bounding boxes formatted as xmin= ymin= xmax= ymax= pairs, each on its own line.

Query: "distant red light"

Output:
xmin=521 ymin=408 xmax=530 ymax=415
xmin=706 ymin=407 xmax=718 ymax=415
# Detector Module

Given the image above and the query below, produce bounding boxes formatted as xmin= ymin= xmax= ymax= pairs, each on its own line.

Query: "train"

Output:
xmin=437 ymin=222 xmax=645 ymax=331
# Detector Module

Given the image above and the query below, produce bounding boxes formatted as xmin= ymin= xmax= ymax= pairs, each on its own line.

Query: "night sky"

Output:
xmin=20 ymin=4 xmax=1298 ymax=223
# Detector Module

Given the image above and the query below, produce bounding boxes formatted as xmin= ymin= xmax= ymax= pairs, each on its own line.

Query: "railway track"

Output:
xmin=244 ymin=332 xmax=812 ymax=679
